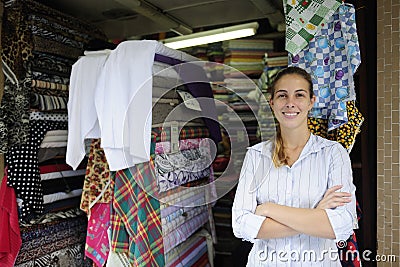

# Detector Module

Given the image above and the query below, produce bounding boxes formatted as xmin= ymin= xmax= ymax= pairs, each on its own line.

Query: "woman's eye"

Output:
xmin=277 ymin=94 xmax=286 ymax=98
xmin=296 ymin=93 xmax=305 ymax=97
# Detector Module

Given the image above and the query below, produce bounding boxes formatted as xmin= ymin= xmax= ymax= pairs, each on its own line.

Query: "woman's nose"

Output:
xmin=285 ymin=98 xmax=295 ymax=108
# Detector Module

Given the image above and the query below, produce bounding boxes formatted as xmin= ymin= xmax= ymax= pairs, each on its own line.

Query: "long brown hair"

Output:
xmin=269 ymin=67 xmax=313 ymax=167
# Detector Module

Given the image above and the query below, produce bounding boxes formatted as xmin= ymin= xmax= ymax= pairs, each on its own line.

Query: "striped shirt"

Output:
xmin=232 ymin=134 xmax=357 ymax=266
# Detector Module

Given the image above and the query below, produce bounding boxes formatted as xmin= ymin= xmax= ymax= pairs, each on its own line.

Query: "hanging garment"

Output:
xmin=308 ymin=101 xmax=364 ymax=152
xmin=66 ymin=51 xmax=110 ymax=170
xmin=0 ymin=64 xmax=30 ymax=153
xmin=110 ymin=160 xmax=164 ymax=267
xmin=0 ymin=171 xmax=22 ymax=267
xmin=289 ymin=3 xmax=361 ymax=131
xmin=6 ymin=120 xmax=67 ymax=220
xmin=284 ymin=0 xmax=342 ymax=55
xmin=85 ymin=203 xmax=111 ymax=267
xmin=94 ymin=40 xmax=158 ymax=171
xmin=80 ymin=139 xmax=112 ymax=214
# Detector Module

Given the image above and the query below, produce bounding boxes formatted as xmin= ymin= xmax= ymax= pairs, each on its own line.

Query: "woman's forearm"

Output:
xmin=257 ymin=203 xmax=336 ymax=239
xmin=256 ymin=217 xmax=300 ymax=239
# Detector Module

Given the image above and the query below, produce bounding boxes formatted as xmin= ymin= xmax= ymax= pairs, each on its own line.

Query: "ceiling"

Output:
xmin=35 ymin=0 xmax=285 ymax=40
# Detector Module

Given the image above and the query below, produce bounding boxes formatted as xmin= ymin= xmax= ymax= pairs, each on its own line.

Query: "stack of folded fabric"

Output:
xmin=1 ymin=0 xmax=107 ymax=266
xmin=223 ymin=39 xmax=274 ymax=78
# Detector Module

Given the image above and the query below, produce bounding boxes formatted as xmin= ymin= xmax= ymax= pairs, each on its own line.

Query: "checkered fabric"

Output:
xmin=110 ymin=160 xmax=164 ymax=267
xmin=289 ymin=3 xmax=361 ymax=131
xmin=285 ymin=0 xmax=342 ymax=55
xmin=151 ymin=126 xmax=209 ymax=143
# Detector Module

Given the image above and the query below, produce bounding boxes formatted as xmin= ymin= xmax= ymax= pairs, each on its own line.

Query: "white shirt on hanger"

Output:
xmin=66 ymin=50 xmax=110 ymax=170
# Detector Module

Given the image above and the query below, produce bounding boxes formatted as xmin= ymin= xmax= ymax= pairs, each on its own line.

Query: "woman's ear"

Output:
xmin=309 ymin=95 xmax=316 ymax=109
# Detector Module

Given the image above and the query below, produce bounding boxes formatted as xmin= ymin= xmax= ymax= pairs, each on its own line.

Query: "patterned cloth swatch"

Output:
xmin=285 ymin=0 xmax=342 ymax=55
xmin=85 ymin=203 xmax=110 ymax=267
xmin=289 ymin=3 xmax=361 ymax=131
xmin=308 ymin=101 xmax=364 ymax=152
xmin=80 ymin=139 xmax=112 ymax=214
xmin=111 ymin=161 xmax=164 ymax=267
xmin=6 ymin=120 xmax=67 ymax=220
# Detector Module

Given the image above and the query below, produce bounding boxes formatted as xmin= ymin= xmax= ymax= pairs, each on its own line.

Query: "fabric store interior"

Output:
xmin=0 ymin=0 xmax=378 ymax=266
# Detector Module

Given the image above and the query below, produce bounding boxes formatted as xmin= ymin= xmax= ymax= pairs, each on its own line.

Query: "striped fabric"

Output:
xmin=111 ymin=160 xmax=164 ymax=267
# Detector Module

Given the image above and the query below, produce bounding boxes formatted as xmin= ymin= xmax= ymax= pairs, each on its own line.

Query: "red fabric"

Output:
xmin=0 ymin=172 xmax=22 ymax=267
xmin=39 ymin=162 xmax=86 ymax=174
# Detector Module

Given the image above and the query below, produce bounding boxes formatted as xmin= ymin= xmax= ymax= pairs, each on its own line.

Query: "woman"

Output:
xmin=232 ymin=67 xmax=357 ymax=266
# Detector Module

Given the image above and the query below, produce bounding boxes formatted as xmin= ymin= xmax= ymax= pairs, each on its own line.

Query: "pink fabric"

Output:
xmin=85 ymin=203 xmax=111 ymax=267
xmin=155 ymin=138 xmax=206 ymax=154
xmin=0 ymin=172 xmax=22 ymax=267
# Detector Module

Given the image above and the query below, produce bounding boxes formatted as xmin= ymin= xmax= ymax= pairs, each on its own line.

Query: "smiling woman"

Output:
xmin=232 ymin=66 xmax=358 ymax=266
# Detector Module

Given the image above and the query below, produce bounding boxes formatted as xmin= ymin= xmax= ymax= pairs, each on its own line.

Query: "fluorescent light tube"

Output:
xmin=162 ymin=22 xmax=259 ymax=49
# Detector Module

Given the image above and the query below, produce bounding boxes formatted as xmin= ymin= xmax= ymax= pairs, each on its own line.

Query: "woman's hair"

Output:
xmin=269 ymin=66 xmax=313 ymax=167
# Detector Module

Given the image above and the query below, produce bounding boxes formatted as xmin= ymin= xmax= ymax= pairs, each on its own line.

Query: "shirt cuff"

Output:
xmin=325 ymin=208 xmax=354 ymax=242
xmin=240 ymin=213 xmax=266 ymax=243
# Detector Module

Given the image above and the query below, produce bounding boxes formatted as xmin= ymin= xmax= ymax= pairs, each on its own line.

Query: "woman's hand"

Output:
xmin=317 ymin=185 xmax=351 ymax=209
xmin=255 ymin=202 xmax=270 ymax=217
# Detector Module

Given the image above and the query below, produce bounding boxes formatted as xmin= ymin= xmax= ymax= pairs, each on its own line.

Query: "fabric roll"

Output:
xmin=30 ymin=24 xmax=84 ymax=50
xmin=43 ymin=189 xmax=82 ymax=204
xmin=151 ymin=126 xmax=209 ymax=143
xmin=30 ymin=111 xmax=68 ymax=121
xmin=163 ymin=210 xmax=208 ymax=254
xmin=29 ymin=51 xmax=73 ymax=77
xmin=155 ymin=138 xmax=205 ymax=155
xmin=31 ymin=79 xmax=69 ymax=90
xmin=164 ymin=235 xmax=204 ymax=266
xmin=31 ymin=70 xmax=70 ymax=84
xmin=31 ymin=93 xmax=68 ymax=111
xmin=33 ymin=35 xmax=83 ymax=59
xmin=41 ymin=175 xmax=84 ymax=195
xmin=162 ymin=206 xmax=207 ymax=236
xmin=157 ymin=166 xmax=211 ymax=193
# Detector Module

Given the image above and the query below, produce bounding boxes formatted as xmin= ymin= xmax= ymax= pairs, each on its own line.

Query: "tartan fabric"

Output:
xmin=284 ymin=0 xmax=342 ymax=55
xmin=289 ymin=3 xmax=361 ymax=131
xmin=110 ymin=160 xmax=164 ymax=267
xmin=151 ymin=126 xmax=209 ymax=143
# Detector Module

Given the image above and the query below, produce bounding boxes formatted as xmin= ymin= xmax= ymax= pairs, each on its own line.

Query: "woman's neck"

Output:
xmin=280 ymin=126 xmax=311 ymax=149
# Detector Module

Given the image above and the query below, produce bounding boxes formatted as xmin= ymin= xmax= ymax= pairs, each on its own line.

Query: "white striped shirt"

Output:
xmin=232 ymin=134 xmax=357 ymax=266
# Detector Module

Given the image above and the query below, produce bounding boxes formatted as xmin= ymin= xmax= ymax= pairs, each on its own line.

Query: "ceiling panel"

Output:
xmin=34 ymin=0 xmax=284 ymax=40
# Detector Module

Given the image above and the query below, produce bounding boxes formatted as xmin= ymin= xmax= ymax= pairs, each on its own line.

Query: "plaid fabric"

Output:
xmin=289 ymin=3 xmax=361 ymax=131
xmin=110 ymin=160 xmax=164 ymax=267
xmin=285 ymin=0 xmax=342 ymax=55
xmin=151 ymin=126 xmax=209 ymax=143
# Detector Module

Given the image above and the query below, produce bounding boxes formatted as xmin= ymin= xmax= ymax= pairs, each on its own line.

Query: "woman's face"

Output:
xmin=269 ymin=74 xmax=315 ymax=131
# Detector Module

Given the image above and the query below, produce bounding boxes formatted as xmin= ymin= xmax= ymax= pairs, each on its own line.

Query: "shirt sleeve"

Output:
xmin=232 ymin=149 xmax=266 ymax=243
xmin=324 ymin=143 xmax=358 ymax=242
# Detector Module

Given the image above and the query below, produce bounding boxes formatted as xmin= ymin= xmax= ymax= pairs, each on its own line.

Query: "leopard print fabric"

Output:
xmin=1 ymin=2 xmax=33 ymax=80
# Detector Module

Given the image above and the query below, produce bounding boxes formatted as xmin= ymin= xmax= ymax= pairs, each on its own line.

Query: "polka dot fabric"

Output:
xmin=29 ymin=111 xmax=68 ymax=122
xmin=6 ymin=120 xmax=67 ymax=220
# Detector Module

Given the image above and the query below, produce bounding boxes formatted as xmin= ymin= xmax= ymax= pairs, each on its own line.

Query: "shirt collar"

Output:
xmin=248 ymin=133 xmax=336 ymax=159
